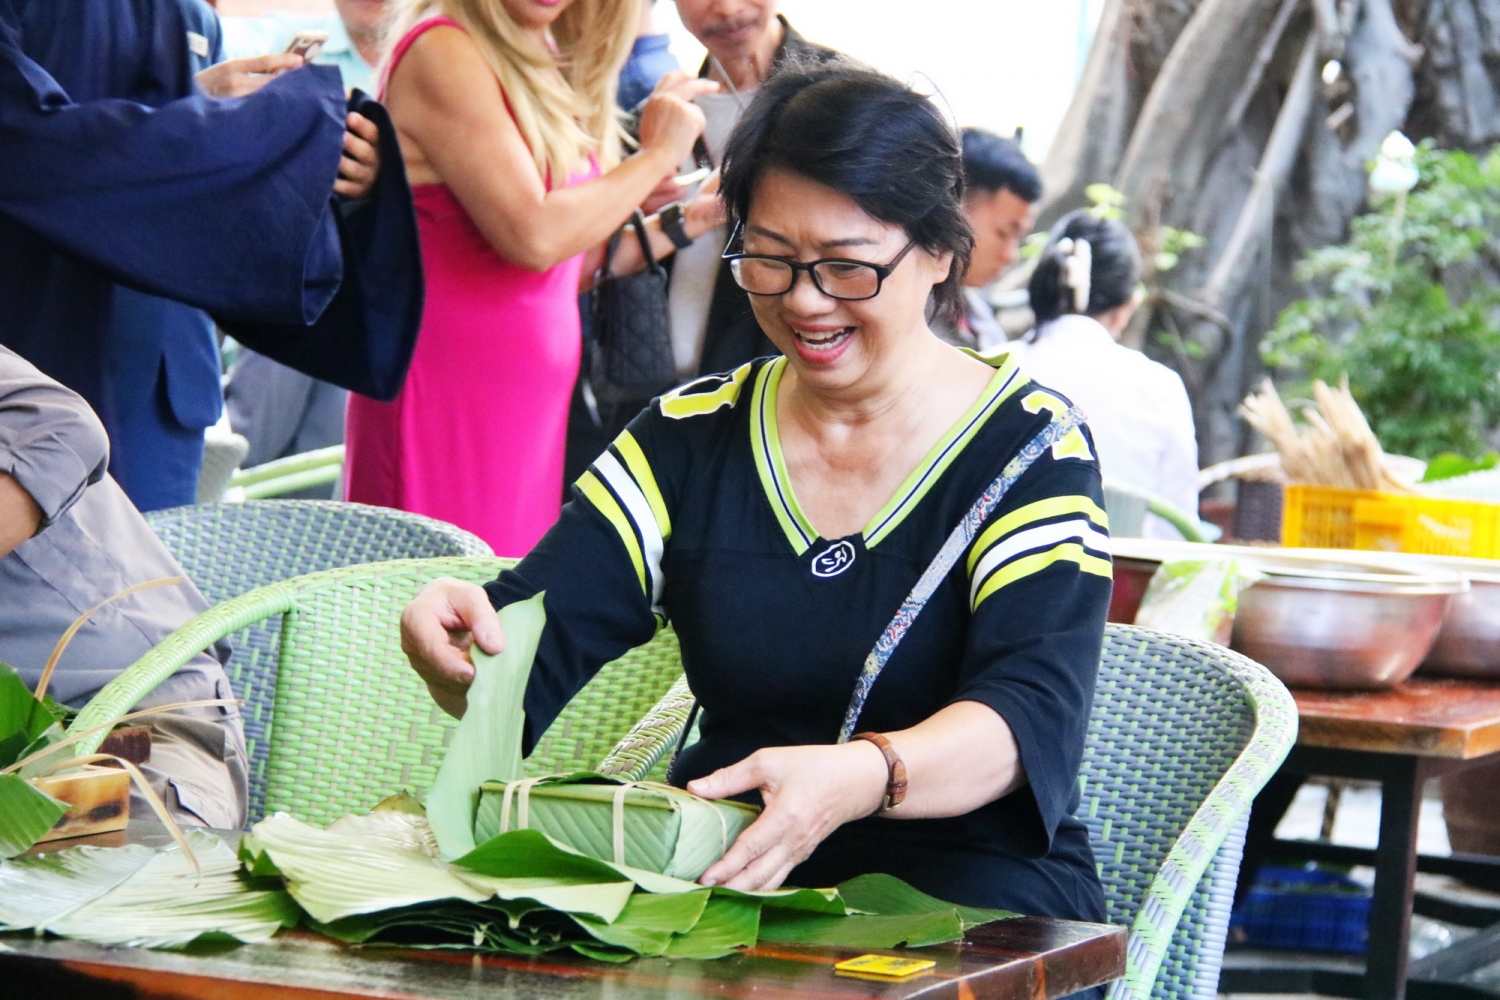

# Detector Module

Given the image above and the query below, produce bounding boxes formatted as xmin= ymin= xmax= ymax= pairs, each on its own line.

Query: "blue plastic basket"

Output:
xmin=1230 ymin=865 xmax=1371 ymax=954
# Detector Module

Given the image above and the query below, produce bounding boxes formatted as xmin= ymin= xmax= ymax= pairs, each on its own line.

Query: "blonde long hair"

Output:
xmin=387 ymin=0 xmax=636 ymax=184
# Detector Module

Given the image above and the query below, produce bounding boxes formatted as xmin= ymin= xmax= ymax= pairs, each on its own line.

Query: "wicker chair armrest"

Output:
xmin=229 ymin=446 xmax=346 ymax=489
xmin=66 ymin=579 xmax=301 ymax=757
xmin=596 ymin=676 xmax=695 ymax=781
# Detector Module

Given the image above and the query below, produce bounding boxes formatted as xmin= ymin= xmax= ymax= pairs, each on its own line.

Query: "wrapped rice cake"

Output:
xmin=475 ymin=774 xmax=758 ymax=881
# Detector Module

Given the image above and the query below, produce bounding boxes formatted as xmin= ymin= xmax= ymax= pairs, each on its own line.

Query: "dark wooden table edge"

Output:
xmin=0 ymin=916 xmax=1125 ymax=1000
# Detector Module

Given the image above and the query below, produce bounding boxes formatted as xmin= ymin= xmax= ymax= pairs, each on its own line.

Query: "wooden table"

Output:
xmin=1232 ymin=678 xmax=1500 ymax=1000
xmin=0 ymin=825 xmax=1125 ymax=1000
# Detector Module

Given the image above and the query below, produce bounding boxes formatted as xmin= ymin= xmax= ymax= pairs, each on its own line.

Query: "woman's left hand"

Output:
xmin=683 ymin=169 xmax=726 ymax=237
xmin=335 ymin=112 xmax=381 ymax=200
xmin=687 ymin=740 xmax=889 ymax=890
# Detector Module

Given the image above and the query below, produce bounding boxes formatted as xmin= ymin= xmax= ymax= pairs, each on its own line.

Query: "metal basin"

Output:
xmin=1109 ymin=540 xmax=1467 ymax=690
xmin=1325 ymin=553 xmax=1500 ymax=679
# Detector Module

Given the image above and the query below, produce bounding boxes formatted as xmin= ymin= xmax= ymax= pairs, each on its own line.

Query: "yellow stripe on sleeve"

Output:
xmin=577 ymin=470 xmax=647 ymax=596
xmin=613 ymin=430 xmax=671 ymax=540
xmin=973 ymin=542 xmax=1112 ymax=611
xmin=966 ymin=496 xmax=1110 ymax=575
xmin=659 ymin=364 xmax=752 ymax=420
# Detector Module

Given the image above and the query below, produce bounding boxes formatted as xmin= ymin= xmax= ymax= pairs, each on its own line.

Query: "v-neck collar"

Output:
xmin=750 ymin=351 xmax=1026 ymax=555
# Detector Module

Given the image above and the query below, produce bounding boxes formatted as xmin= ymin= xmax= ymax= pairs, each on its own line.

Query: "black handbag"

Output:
xmin=589 ymin=209 xmax=677 ymax=403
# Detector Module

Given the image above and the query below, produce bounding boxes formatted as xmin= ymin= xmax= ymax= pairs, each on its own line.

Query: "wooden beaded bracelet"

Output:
xmin=851 ymin=731 xmax=908 ymax=812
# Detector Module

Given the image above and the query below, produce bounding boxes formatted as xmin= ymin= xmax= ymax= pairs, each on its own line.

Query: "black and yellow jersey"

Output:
xmin=489 ymin=350 xmax=1111 ymax=920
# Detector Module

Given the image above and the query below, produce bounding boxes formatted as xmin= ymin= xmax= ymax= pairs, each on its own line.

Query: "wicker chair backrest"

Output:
xmin=260 ymin=560 xmax=686 ymax=827
xmin=1087 ymin=625 xmax=1296 ymax=1000
xmin=143 ymin=501 xmax=494 ymax=821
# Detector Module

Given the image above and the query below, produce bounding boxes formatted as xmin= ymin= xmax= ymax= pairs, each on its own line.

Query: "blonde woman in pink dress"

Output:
xmin=346 ymin=0 xmax=722 ymax=555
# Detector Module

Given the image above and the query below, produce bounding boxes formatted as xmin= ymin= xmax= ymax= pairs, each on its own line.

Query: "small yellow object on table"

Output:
xmin=833 ymin=954 xmax=937 ymax=981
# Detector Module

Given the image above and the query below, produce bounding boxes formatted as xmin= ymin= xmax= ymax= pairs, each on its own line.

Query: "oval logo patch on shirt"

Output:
xmin=811 ymin=540 xmax=857 ymax=578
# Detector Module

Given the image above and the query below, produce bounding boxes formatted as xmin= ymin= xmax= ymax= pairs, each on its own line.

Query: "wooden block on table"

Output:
xmin=33 ymin=765 xmax=132 ymax=843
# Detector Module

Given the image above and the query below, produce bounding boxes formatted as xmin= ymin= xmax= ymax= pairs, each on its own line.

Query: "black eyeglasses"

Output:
xmin=721 ymin=228 xmax=918 ymax=301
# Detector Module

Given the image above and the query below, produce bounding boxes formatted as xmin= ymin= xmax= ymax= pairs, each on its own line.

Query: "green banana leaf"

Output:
xmin=0 ymin=831 xmax=295 ymax=948
xmin=0 ymin=663 xmax=63 ymax=768
xmin=0 ymin=842 xmax=154 ymax=928
xmin=757 ymin=874 xmax=1016 ymax=949
xmin=0 ymin=773 xmax=68 ymax=860
xmin=571 ymin=888 xmax=710 ymax=955
xmin=474 ymin=774 xmax=758 ymax=881
xmin=246 ymin=808 xmax=639 ymax=928
xmin=426 ymin=592 xmax=547 ymax=860
xmin=662 ymin=896 xmax=760 ymax=958
xmin=758 ymin=907 xmax=966 ymax=948
xmin=836 ymin=873 xmax=1016 ymax=929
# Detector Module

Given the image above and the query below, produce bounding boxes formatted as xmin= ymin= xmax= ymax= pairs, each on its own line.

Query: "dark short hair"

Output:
xmin=719 ymin=59 xmax=973 ymax=325
xmin=1027 ymin=210 xmax=1140 ymax=325
xmin=960 ymin=127 xmax=1042 ymax=203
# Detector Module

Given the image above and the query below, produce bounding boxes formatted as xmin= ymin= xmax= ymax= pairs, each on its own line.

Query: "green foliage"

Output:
xmin=1155 ymin=226 xmax=1206 ymax=273
xmin=1262 ymin=142 xmax=1500 ymax=459
xmin=1021 ymin=183 xmax=1203 ymax=276
xmin=1422 ymin=451 xmax=1500 ymax=482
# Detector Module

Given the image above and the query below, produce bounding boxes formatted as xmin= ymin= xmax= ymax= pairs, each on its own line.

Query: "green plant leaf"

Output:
xmin=0 ymin=842 xmax=155 ymax=928
xmin=456 ymin=827 xmax=703 ymax=895
xmin=426 ymin=592 xmax=547 ymax=860
xmin=1421 ymin=451 xmax=1500 ymax=482
xmin=245 ymin=810 xmax=490 ymax=923
xmin=0 ymin=663 xmax=58 ymax=770
xmin=757 ymin=907 xmax=965 ymax=949
xmin=571 ymin=888 xmax=710 ymax=956
xmin=834 ymin=873 xmax=1016 ymax=929
xmin=571 ymin=940 xmax=637 ymax=962
xmin=0 ymin=773 xmax=68 ymax=859
xmin=1 ymin=832 xmax=295 ymax=948
xmin=712 ymin=884 xmax=847 ymax=914
xmin=663 ymin=895 xmax=760 ymax=958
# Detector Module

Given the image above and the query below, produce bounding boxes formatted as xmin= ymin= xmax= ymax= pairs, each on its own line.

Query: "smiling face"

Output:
xmin=497 ymin=0 xmax=578 ymax=33
xmin=963 ymin=187 xmax=1035 ymax=288
xmin=740 ymin=168 xmax=954 ymax=392
xmin=675 ymin=0 xmax=778 ymax=66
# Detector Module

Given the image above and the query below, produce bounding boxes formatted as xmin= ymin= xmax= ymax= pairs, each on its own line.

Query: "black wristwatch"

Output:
xmin=660 ymin=202 xmax=694 ymax=250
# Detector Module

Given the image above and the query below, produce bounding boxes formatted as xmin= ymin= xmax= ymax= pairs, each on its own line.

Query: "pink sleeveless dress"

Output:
xmin=344 ymin=16 xmax=600 ymax=557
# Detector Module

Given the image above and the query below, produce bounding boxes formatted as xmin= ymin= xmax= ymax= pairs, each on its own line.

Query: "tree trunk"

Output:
xmin=1037 ymin=0 xmax=1500 ymax=466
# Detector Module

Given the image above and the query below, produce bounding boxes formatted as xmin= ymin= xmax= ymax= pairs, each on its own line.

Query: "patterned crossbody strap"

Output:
xmin=838 ymin=407 xmax=1087 ymax=744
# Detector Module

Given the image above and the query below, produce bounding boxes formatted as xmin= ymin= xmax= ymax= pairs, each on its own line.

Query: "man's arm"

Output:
xmin=0 ymin=345 xmax=110 ymax=556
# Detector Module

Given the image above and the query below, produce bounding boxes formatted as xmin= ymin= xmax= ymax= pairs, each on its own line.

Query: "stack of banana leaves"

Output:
xmin=0 ymin=593 xmax=1015 ymax=959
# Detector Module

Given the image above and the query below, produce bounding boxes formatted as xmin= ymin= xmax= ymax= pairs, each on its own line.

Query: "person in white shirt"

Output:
xmin=1009 ymin=211 xmax=1200 ymax=539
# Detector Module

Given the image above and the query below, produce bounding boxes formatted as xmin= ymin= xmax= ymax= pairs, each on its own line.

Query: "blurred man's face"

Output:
xmin=675 ymin=0 xmax=779 ymax=66
xmin=335 ymin=0 xmax=393 ymax=41
xmin=964 ymin=187 xmax=1035 ymax=288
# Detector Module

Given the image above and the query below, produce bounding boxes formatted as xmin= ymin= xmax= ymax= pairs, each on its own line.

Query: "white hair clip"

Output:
xmin=1056 ymin=237 xmax=1092 ymax=313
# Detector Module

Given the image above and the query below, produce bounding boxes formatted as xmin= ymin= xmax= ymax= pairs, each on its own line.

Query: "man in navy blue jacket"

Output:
xmin=0 ymin=0 xmax=421 ymax=509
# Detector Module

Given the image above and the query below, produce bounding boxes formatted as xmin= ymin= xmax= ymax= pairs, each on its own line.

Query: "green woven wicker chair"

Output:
xmin=1084 ymin=625 xmax=1296 ymax=1000
xmin=142 ymin=501 xmax=494 ymax=821
xmin=71 ymin=558 xmax=686 ymax=828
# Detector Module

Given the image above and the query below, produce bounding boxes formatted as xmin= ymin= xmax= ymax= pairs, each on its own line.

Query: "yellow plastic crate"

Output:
xmin=1281 ymin=484 xmax=1500 ymax=557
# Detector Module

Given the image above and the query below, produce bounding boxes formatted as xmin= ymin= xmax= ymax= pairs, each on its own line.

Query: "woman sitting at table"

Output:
xmin=400 ymin=61 xmax=1111 ymax=929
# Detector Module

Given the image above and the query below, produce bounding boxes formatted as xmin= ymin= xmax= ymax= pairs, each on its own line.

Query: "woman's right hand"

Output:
xmin=195 ymin=53 xmax=305 ymax=98
xmin=637 ymin=71 xmax=716 ymax=169
xmin=399 ymin=578 xmax=505 ymax=719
